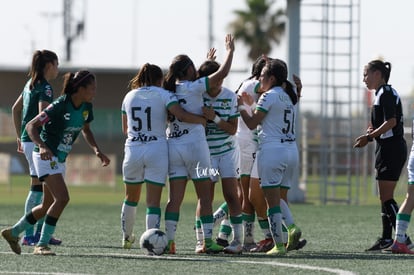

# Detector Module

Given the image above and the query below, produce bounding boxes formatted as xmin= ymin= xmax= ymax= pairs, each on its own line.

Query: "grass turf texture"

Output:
xmin=1 ymin=176 xmax=414 ymax=274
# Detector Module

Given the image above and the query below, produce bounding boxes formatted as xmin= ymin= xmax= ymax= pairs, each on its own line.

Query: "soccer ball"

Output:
xmin=139 ymin=228 xmax=168 ymax=255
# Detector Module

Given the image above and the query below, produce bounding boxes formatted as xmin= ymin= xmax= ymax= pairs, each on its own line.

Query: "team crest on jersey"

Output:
xmin=220 ymin=100 xmax=230 ymax=109
xmin=82 ymin=110 xmax=89 ymax=121
xmin=45 ymin=85 xmax=53 ymax=97
xmin=50 ymin=160 xmax=58 ymax=170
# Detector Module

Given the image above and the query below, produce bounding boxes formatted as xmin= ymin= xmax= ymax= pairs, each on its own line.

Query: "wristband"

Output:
xmin=238 ymin=105 xmax=247 ymax=112
xmin=365 ymin=134 xmax=373 ymax=142
xmin=213 ymin=115 xmax=221 ymax=124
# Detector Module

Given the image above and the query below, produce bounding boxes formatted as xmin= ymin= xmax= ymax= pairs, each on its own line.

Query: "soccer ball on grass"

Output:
xmin=139 ymin=228 xmax=168 ymax=255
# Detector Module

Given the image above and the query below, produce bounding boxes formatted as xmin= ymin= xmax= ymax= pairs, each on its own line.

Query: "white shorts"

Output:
xmin=33 ymin=151 xmax=66 ymax=181
xmin=22 ymin=142 xmax=37 ymax=177
xmin=211 ymin=149 xmax=240 ymax=183
xmin=168 ymin=140 xmax=212 ymax=181
xmin=407 ymin=145 xmax=414 ymax=183
xmin=250 ymin=155 xmax=259 ymax=179
xmin=122 ymin=142 xmax=168 ymax=185
xmin=257 ymin=142 xmax=298 ymax=189
xmin=238 ymin=138 xmax=257 ymax=177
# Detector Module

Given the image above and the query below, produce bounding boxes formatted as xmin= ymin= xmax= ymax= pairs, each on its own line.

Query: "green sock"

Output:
xmin=38 ymin=215 xmax=58 ymax=247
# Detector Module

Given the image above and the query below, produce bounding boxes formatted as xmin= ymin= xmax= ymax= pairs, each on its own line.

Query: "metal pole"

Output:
xmin=208 ymin=0 xmax=213 ymax=49
xmin=287 ymin=0 xmax=305 ymax=202
xmin=63 ymin=0 xmax=72 ymax=62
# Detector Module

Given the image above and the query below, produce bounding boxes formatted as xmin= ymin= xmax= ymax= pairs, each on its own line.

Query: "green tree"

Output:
xmin=228 ymin=0 xmax=286 ymax=61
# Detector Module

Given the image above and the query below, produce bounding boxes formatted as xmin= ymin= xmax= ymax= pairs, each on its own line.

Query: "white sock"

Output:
xmin=213 ymin=207 xmax=228 ymax=227
xmin=280 ymin=199 xmax=294 ymax=227
xmin=217 ymin=219 xmax=231 ymax=240
xmin=396 ymin=220 xmax=409 ymax=243
xmin=121 ymin=202 xmax=137 ymax=240
xmin=146 ymin=214 xmax=160 ymax=230
xmin=195 ymin=217 xmax=204 ymax=242
xmin=243 ymin=220 xmax=255 ymax=244
xmin=165 ymin=220 xmax=177 ymax=241
xmin=268 ymin=212 xmax=283 ymax=244
xmin=230 ymin=215 xmax=243 ymax=243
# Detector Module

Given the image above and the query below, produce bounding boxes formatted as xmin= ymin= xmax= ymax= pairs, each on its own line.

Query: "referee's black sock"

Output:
xmin=381 ymin=199 xmax=399 ymax=240
xmin=381 ymin=203 xmax=393 ymax=240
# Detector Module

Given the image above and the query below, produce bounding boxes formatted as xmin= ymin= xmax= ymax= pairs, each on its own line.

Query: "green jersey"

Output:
xmin=36 ymin=95 xmax=94 ymax=162
xmin=20 ymin=79 xmax=54 ymax=142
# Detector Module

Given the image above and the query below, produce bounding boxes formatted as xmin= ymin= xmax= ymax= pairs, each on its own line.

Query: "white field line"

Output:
xmin=0 ymin=251 xmax=357 ymax=275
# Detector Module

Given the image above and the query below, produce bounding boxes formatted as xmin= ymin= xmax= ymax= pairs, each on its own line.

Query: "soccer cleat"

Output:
xmin=406 ymin=236 xmax=414 ymax=249
xmin=22 ymin=236 xmax=36 ymax=246
xmin=215 ymin=237 xmax=229 ymax=247
xmin=365 ymin=237 xmax=393 ymax=252
xmin=195 ymin=240 xmax=205 ymax=254
xmin=123 ymin=234 xmax=136 ymax=249
xmin=223 ymin=240 xmax=243 ymax=254
xmin=390 ymin=240 xmax=414 ymax=254
xmin=204 ymin=240 xmax=223 ymax=254
xmin=250 ymin=238 xmax=274 ymax=253
xmin=33 ymin=232 xmax=62 ymax=246
xmin=293 ymin=238 xmax=307 ymax=250
xmin=1 ymin=228 xmax=21 ymax=255
xmin=242 ymin=242 xmax=257 ymax=252
xmin=266 ymin=243 xmax=287 ymax=256
xmin=33 ymin=245 xmax=56 ymax=256
xmin=286 ymin=224 xmax=302 ymax=251
xmin=48 ymin=236 xmax=62 ymax=245
xmin=383 ymin=237 xmax=414 ymax=253
xmin=165 ymin=240 xmax=176 ymax=254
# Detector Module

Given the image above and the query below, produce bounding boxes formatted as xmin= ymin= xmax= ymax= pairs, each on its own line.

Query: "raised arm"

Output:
xmin=208 ymin=34 xmax=235 ymax=88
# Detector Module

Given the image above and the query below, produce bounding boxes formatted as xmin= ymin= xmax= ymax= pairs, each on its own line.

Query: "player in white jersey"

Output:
xmin=163 ymin=34 xmax=235 ymax=254
xmin=120 ymin=63 xmax=206 ymax=249
xmin=238 ymin=58 xmax=301 ymax=256
xmin=210 ymin=56 xmax=265 ymax=250
xmin=234 ymin=58 xmax=267 ymax=252
xmin=192 ymin=59 xmax=243 ymax=254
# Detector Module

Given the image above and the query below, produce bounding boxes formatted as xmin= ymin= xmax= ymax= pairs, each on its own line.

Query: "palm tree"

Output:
xmin=228 ymin=0 xmax=286 ymax=61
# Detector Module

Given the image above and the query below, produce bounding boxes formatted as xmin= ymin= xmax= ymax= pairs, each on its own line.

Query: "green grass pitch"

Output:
xmin=1 ymin=176 xmax=414 ymax=274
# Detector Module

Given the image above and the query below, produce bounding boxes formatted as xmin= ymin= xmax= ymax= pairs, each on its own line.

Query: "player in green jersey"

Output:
xmin=11 ymin=50 xmax=62 ymax=246
xmin=2 ymin=70 xmax=110 ymax=255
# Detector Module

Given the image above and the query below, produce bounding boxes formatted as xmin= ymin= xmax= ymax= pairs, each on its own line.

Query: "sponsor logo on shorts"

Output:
xmin=195 ymin=162 xmax=219 ymax=178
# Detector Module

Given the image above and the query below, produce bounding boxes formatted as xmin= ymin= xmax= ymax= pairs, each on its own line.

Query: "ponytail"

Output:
xmin=265 ymin=59 xmax=298 ymax=105
xmin=163 ymin=71 xmax=177 ymax=92
xmin=283 ymin=80 xmax=298 ymax=105
xmin=164 ymin=55 xmax=194 ymax=92
xmin=367 ymin=59 xmax=392 ymax=84
xmin=129 ymin=63 xmax=163 ymax=89
xmin=28 ymin=50 xmax=58 ymax=90
xmin=61 ymin=70 xmax=95 ymax=95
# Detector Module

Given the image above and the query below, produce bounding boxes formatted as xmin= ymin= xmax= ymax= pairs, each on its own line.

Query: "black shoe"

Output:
xmin=215 ymin=237 xmax=229 ymax=247
xmin=294 ymin=238 xmax=307 ymax=250
xmin=406 ymin=236 xmax=413 ymax=248
xmin=365 ymin=238 xmax=393 ymax=252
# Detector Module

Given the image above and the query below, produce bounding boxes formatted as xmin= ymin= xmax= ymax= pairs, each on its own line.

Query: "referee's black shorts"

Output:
xmin=375 ymin=137 xmax=407 ymax=181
